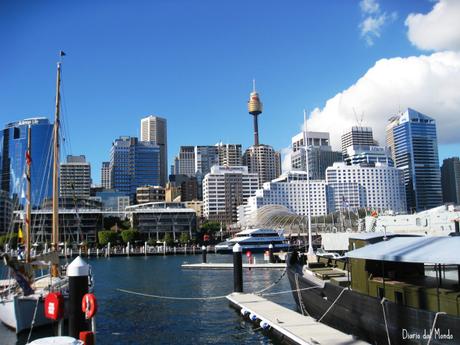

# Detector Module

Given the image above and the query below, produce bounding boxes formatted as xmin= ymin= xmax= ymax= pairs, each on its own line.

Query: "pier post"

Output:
xmin=87 ymin=248 xmax=90 ymax=257
xmin=163 ymin=241 xmax=166 ymax=255
xmin=233 ymin=243 xmax=243 ymax=292
xmin=67 ymin=256 xmax=89 ymax=338
xmin=269 ymin=244 xmax=275 ymax=264
xmin=107 ymin=242 xmax=111 ymax=257
xmin=144 ymin=241 xmax=147 ymax=256
xmin=184 ymin=244 xmax=187 ymax=255
xmin=202 ymin=245 xmax=207 ymax=263
xmin=64 ymin=242 xmax=67 ymax=258
xmin=127 ymin=242 xmax=130 ymax=257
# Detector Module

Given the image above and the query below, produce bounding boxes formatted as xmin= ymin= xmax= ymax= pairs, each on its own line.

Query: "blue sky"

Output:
xmin=1 ymin=0 xmax=457 ymax=183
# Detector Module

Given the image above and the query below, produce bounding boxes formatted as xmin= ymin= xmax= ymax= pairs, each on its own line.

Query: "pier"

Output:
xmin=227 ymin=293 xmax=369 ymax=345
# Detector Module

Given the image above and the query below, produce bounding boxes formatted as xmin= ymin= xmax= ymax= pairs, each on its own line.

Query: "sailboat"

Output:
xmin=0 ymin=54 xmax=69 ymax=333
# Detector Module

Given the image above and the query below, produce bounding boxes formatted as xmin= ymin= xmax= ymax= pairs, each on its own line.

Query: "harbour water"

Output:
xmin=0 ymin=253 xmax=294 ymax=344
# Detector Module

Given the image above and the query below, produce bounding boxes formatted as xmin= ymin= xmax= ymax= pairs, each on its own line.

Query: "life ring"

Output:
xmin=81 ymin=293 xmax=97 ymax=319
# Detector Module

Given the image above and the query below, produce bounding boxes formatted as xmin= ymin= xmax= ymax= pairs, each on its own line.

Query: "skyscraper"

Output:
xmin=140 ymin=115 xmax=167 ymax=186
xmin=216 ymin=143 xmax=242 ymax=166
xmin=291 ymin=131 xmax=342 ymax=179
xmin=60 ymin=155 xmax=91 ymax=199
xmin=243 ymin=145 xmax=281 ymax=187
xmin=0 ymin=117 xmax=53 ymax=207
xmin=195 ymin=145 xmax=219 ymax=176
xmin=386 ymin=108 xmax=442 ymax=212
xmin=101 ymin=161 xmax=111 ymax=189
xmin=173 ymin=146 xmax=195 ymax=176
xmin=441 ymin=157 xmax=460 ymax=204
xmin=110 ymin=136 xmax=160 ymax=200
xmin=341 ymin=126 xmax=375 ymax=158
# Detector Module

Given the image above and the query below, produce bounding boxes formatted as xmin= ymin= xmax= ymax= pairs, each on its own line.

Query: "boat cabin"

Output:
xmin=346 ymin=236 xmax=460 ymax=317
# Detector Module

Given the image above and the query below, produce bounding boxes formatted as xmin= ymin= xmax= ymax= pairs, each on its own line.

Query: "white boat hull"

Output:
xmin=0 ymin=294 xmax=53 ymax=334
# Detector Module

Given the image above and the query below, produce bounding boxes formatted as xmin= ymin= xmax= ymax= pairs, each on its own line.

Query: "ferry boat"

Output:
xmin=286 ymin=232 xmax=460 ymax=345
xmin=215 ymin=228 xmax=289 ymax=253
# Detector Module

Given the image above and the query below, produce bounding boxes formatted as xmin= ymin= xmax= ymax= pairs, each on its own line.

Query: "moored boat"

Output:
xmin=287 ymin=233 xmax=460 ymax=345
xmin=215 ymin=228 xmax=289 ymax=253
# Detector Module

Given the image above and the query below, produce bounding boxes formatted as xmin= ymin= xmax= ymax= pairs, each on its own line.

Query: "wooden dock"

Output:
xmin=181 ymin=263 xmax=286 ymax=269
xmin=227 ymin=293 xmax=369 ymax=345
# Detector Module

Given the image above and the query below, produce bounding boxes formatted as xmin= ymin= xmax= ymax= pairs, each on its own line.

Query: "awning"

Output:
xmin=346 ymin=236 xmax=460 ymax=265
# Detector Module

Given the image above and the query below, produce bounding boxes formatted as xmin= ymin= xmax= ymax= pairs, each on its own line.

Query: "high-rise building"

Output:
xmin=341 ymin=126 xmax=375 ymax=158
xmin=173 ymin=146 xmax=195 ymax=176
xmin=217 ymin=143 xmax=242 ymax=166
xmin=238 ymin=171 xmax=327 ymax=227
xmin=0 ymin=117 xmax=53 ymax=207
xmin=203 ymin=166 xmax=259 ymax=224
xmin=110 ymin=136 xmax=160 ymax=200
xmin=291 ymin=131 xmax=342 ymax=179
xmin=386 ymin=108 xmax=442 ymax=212
xmin=60 ymin=155 xmax=91 ymax=199
xmin=140 ymin=115 xmax=167 ymax=186
xmin=243 ymin=145 xmax=282 ymax=187
xmin=0 ymin=190 xmax=13 ymax=235
xmin=101 ymin=161 xmax=111 ymax=189
xmin=344 ymin=145 xmax=393 ymax=167
xmin=325 ymin=162 xmax=406 ymax=213
xmin=441 ymin=157 xmax=460 ymax=204
xmin=195 ymin=145 xmax=219 ymax=176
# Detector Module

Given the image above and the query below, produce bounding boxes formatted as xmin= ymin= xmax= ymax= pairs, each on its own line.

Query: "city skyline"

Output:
xmin=1 ymin=0 xmax=460 ymax=183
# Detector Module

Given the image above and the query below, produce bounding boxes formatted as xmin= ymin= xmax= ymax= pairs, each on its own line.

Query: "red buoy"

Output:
xmin=80 ymin=331 xmax=95 ymax=345
xmin=44 ymin=292 xmax=64 ymax=320
xmin=81 ymin=293 xmax=97 ymax=319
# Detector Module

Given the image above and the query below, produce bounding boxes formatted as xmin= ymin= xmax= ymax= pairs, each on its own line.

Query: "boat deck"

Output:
xmin=227 ymin=293 xmax=369 ymax=345
xmin=181 ymin=263 xmax=285 ymax=269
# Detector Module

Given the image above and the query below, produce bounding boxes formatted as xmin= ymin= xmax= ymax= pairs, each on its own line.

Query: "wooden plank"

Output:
xmin=181 ymin=263 xmax=286 ymax=269
xmin=227 ymin=293 xmax=369 ymax=345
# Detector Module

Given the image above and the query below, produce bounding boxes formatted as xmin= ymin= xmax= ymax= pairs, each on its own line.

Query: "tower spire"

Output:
xmin=247 ymin=80 xmax=263 ymax=146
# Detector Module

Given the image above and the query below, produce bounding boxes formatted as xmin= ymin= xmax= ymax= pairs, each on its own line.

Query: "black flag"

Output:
xmin=60 ymin=50 xmax=66 ymax=56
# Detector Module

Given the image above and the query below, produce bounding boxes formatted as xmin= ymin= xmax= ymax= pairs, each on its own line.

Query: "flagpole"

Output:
xmin=304 ymin=109 xmax=314 ymax=256
xmin=25 ymin=125 xmax=32 ymax=263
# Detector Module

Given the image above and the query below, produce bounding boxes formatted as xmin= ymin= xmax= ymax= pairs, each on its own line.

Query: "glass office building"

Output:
xmin=386 ymin=108 xmax=442 ymax=212
xmin=0 ymin=117 xmax=53 ymax=207
xmin=110 ymin=136 xmax=160 ymax=200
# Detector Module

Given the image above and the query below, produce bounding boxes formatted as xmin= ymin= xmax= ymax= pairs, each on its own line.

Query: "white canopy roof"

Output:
xmin=346 ymin=236 xmax=460 ymax=265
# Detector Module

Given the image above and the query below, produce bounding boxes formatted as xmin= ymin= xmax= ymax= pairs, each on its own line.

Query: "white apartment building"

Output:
xmin=325 ymin=162 xmax=406 ymax=213
xmin=203 ymin=166 xmax=259 ymax=224
xmin=60 ymin=155 xmax=91 ymax=199
xmin=238 ymin=171 xmax=327 ymax=226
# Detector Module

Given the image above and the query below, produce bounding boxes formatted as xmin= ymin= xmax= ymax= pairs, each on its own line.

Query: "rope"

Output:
xmin=26 ymin=295 xmax=41 ymax=344
xmin=426 ymin=312 xmax=446 ymax=345
xmin=294 ymin=273 xmax=309 ymax=316
xmin=252 ymin=268 xmax=287 ymax=295
xmin=380 ymin=298 xmax=391 ymax=345
xmin=317 ymin=288 xmax=346 ymax=323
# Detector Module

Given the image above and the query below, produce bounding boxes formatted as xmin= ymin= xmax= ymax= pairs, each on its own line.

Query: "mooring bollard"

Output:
xmin=269 ymin=243 xmax=275 ymax=264
xmin=233 ymin=243 xmax=243 ymax=292
xmin=202 ymin=245 xmax=207 ymax=263
xmin=67 ymin=256 xmax=90 ymax=338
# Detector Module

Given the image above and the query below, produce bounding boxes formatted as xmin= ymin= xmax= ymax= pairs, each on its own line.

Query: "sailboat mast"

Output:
xmin=52 ymin=62 xmax=61 ymax=251
xmin=25 ymin=126 xmax=32 ymax=263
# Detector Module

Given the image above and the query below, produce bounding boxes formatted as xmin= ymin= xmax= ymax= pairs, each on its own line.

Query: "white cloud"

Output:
xmin=360 ymin=0 xmax=380 ymax=15
xmin=281 ymin=147 xmax=292 ymax=173
xmin=405 ymin=0 xmax=460 ymax=51
xmin=359 ymin=0 xmax=396 ymax=46
xmin=304 ymin=51 xmax=460 ymax=151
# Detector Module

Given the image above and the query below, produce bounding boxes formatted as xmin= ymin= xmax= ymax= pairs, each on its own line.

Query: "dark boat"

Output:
xmin=286 ymin=233 xmax=460 ymax=345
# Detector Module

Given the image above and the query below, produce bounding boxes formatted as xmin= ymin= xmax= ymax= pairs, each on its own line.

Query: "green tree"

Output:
xmin=98 ymin=230 xmax=119 ymax=246
xmin=121 ymin=229 xmax=140 ymax=244
xmin=200 ymin=221 xmax=221 ymax=234
xmin=179 ymin=232 xmax=190 ymax=245
xmin=162 ymin=233 xmax=174 ymax=246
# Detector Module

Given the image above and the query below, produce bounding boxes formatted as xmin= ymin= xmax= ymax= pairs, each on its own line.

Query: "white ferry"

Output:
xmin=215 ymin=228 xmax=289 ymax=253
